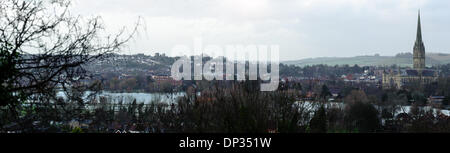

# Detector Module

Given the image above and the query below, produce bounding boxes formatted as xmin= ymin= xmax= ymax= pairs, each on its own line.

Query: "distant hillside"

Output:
xmin=283 ymin=53 xmax=450 ymax=67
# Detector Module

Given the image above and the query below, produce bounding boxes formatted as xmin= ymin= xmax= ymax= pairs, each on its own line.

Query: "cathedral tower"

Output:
xmin=413 ymin=11 xmax=426 ymax=70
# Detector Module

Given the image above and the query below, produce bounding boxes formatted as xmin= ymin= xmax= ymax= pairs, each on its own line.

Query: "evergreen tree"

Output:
xmin=309 ymin=105 xmax=327 ymax=133
xmin=320 ymin=85 xmax=332 ymax=100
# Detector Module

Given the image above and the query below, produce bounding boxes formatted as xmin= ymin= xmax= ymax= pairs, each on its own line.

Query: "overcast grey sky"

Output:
xmin=71 ymin=0 xmax=450 ymax=61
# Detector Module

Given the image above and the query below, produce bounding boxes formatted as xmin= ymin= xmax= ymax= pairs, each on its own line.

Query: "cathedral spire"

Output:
xmin=413 ymin=10 xmax=426 ymax=70
xmin=416 ymin=10 xmax=422 ymax=42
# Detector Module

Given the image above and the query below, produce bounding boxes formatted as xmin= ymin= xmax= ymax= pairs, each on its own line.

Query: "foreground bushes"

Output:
xmin=1 ymin=81 xmax=448 ymax=133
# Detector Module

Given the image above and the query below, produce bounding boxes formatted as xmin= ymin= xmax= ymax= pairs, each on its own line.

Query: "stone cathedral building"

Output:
xmin=382 ymin=11 xmax=439 ymax=89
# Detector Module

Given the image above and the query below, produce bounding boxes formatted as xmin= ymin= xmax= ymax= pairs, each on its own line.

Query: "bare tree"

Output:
xmin=0 ymin=0 xmax=138 ymax=124
xmin=0 ymin=0 xmax=137 ymax=98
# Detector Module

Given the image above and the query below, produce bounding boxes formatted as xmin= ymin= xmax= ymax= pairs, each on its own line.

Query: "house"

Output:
xmin=329 ymin=88 xmax=341 ymax=98
xmin=428 ymin=96 xmax=445 ymax=108
xmin=152 ymin=75 xmax=182 ymax=86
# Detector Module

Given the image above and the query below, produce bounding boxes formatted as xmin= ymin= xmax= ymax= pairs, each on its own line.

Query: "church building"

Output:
xmin=382 ymin=11 xmax=439 ymax=89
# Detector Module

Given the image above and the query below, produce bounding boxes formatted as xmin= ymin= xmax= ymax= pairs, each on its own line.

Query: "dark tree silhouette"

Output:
xmin=309 ymin=105 xmax=327 ymax=133
xmin=0 ymin=0 xmax=138 ymax=128
xmin=320 ymin=85 xmax=332 ymax=101
xmin=0 ymin=0 xmax=136 ymax=104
